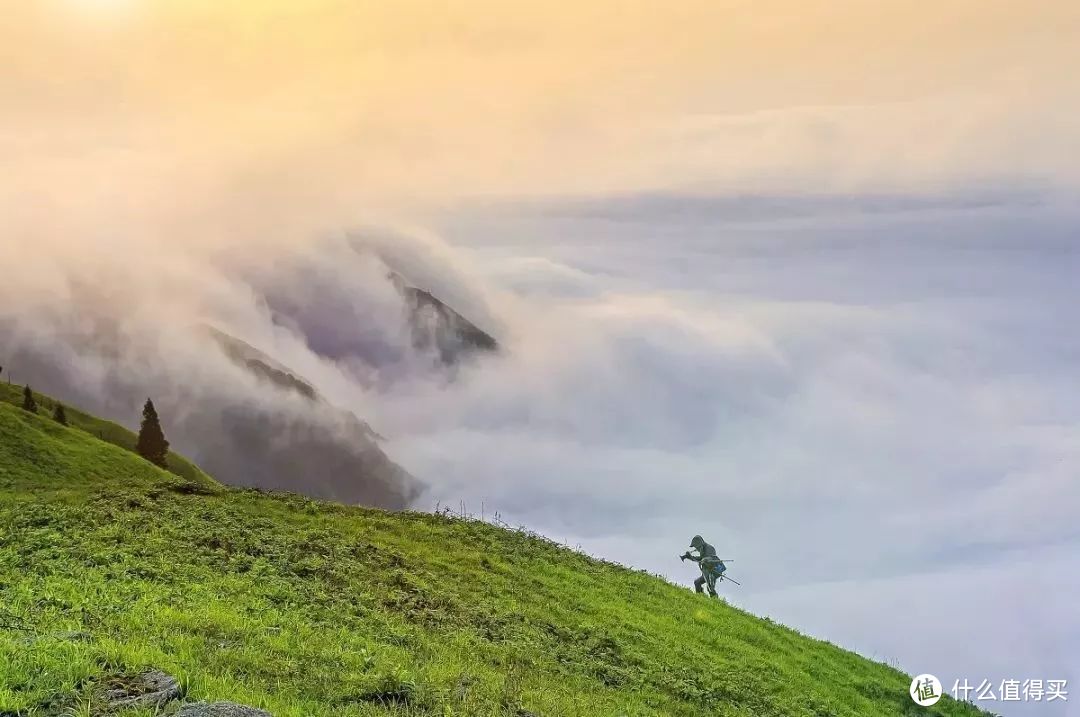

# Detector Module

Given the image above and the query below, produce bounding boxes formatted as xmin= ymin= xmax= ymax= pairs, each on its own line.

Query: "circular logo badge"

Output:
xmin=910 ymin=674 xmax=943 ymax=706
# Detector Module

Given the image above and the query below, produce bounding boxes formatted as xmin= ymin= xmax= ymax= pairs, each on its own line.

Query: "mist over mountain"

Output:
xmin=2 ymin=186 xmax=1079 ymax=717
xmin=0 ymin=232 xmax=501 ymax=509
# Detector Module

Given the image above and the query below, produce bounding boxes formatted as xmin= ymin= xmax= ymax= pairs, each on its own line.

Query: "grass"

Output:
xmin=0 ymin=392 xmax=989 ymax=716
xmin=0 ymin=382 xmax=217 ymax=491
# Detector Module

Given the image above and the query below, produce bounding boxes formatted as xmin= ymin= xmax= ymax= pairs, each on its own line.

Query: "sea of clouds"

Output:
xmin=411 ymin=192 xmax=1080 ymax=716
xmin=2 ymin=186 xmax=1077 ymax=715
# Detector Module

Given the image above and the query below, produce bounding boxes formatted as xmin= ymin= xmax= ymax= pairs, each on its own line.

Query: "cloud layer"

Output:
xmin=3 ymin=0 xmax=1079 ymax=222
xmin=2 ymin=188 xmax=1077 ymax=715
xmin=411 ymin=194 xmax=1080 ymax=716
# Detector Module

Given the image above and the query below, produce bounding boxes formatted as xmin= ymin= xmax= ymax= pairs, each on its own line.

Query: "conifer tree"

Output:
xmin=52 ymin=402 xmax=68 ymax=426
xmin=21 ymin=385 xmax=37 ymax=413
xmin=136 ymin=398 xmax=169 ymax=468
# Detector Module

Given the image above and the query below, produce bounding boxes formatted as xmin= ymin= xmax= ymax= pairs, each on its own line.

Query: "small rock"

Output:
xmin=100 ymin=669 xmax=181 ymax=710
xmin=176 ymin=702 xmax=273 ymax=717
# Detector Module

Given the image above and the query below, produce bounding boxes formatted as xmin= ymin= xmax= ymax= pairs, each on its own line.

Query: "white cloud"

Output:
xmin=1 ymin=183 xmax=1076 ymax=713
xmin=383 ymin=194 xmax=1080 ymax=715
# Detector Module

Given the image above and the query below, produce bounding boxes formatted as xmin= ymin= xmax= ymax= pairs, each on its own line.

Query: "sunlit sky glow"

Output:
xmin=4 ymin=0 xmax=1078 ymax=233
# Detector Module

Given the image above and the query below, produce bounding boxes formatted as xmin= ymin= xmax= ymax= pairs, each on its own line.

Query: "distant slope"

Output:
xmin=0 ymin=382 xmax=218 ymax=491
xmin=0 ymin=400 xmax=987 ymax=717
xmin=201 ymin=327 xmax=416 ymax=506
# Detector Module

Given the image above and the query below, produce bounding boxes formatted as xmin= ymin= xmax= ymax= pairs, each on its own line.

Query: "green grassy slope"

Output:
xmin=0 ymin=382 xmax=217 ymax=490
xmin=0 ymin=398 xmax=986 ymax=717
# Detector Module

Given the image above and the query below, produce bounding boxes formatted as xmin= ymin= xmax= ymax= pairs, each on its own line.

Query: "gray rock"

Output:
xmin=100 ymin=669 xmax=181 ymax=710
xmin=176 ymin=702 xmax=273 ymax=717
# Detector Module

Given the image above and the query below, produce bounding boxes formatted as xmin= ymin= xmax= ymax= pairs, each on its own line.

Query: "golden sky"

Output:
xmin=2 ymin=0 xmax=1078 ymax=248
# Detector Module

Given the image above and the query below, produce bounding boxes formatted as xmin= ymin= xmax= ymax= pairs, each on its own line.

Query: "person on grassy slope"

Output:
xmin=681 ymin=535 xmax=727 ymax=597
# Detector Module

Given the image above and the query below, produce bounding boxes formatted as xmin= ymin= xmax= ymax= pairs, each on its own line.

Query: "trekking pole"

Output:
xmin=721 ymin=575 xmax=741 ymax=586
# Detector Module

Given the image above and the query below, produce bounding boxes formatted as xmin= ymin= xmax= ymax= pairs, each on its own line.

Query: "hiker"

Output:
xmin=680 ymin=535 xmax=726 ymax=597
